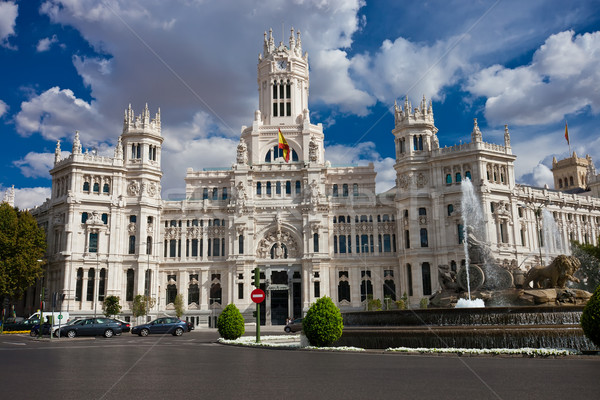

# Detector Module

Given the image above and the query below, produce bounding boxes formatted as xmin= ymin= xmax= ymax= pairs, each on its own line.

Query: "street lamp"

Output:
xmin=519 ymin=202 xmax=546 ymax=266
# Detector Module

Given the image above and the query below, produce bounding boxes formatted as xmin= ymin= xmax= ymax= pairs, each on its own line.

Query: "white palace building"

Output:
xmin=23 ymin=29 xmax=600 ymax=327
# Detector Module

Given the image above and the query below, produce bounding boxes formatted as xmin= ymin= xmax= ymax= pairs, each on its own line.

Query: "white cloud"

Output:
xmin=0 ymin=1 xmax=17 ymax=48
xmin=15 ymin=187 xmax=52 ymax=210
xmin=531 ymin=163 xmax=554 ymax=188
xmin=0 ymin=99 xmax=7 ymax=117
xmin=357 ymin=36 xmax=468 ymax=104
xmin=13 ymin=151 xmax=55 ymax=179
xmin=466 ymin=30 xmax=600 ymax=126
xmin=36 ymin=34 xmax=59 ymax=52
xmin=15 ymin=86 xmax=117 ymax=144
xmin=324 ymin=141 xmax=395 ymax=193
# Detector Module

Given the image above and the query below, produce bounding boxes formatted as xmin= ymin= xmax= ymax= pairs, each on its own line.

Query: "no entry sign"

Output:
xmin=251 ymin=288 xmax=265 ymax=303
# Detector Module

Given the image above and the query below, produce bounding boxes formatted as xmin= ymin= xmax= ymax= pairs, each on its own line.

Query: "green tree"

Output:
xmin=303 ymin=296 xmax=343 ymax=347
xmin=102 ymin=295 xmax=122 ymax=317
xmin=132 ymin=294 xmax=155 ymax=320
xmin=174 ymin=294 xmax=184 ymax=318
xmin=581 ymin=284 xmax=600 ymax=347
xmin=217 ymin=303 xmax=245 ymax=340
xmin=0 ymin=203 xmax=46 ymax=302
xmin=572 ymin=241 xmax=600 ymax=292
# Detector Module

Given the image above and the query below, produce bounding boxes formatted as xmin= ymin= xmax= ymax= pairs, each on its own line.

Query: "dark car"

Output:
xmin=185 ymin=320 xmax=194 ymax=331
xmin=131 ymin=317 xmax=188 ymax=337
xmin=59 ymin=317 xmax=122 ymax=338
xmin=284 ymin=318 xmax=303 ymax=333
xmin=114 ymin=319 xmax=131 ymax=333
xmin=2 ymin=317 xmax=40 ymax=332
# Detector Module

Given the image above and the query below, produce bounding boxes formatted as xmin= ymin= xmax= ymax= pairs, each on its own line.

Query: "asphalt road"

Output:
xmin=1 ymin=329 xmax=598 ymax=400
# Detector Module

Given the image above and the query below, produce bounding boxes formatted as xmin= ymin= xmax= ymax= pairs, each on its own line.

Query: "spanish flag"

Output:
xmin=278 ymin=128 xmax=290 ymax=162
xmin=565 ymin=121 xmax=569 ymax=145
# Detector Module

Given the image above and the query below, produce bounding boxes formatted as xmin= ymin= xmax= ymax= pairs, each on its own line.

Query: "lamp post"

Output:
xmin=519 ymin=202 xmax=546 ymax=266
xmin=37 ymin=259 xmax=45 ymax=338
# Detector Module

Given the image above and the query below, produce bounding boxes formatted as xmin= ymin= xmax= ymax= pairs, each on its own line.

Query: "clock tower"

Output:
xmin=257 ymin=28 xmax=309 ymax=126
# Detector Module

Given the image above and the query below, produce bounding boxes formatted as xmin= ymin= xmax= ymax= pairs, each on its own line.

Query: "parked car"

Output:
xmin=113 ymin=319 xmax=131 ymax=333
xmin=2 ymin=316 xmax=40 ymax=332
xmin=185 ymin=320 xmax=194 ymax=331
xmin=59 ymin=317 xmax=122 ymax=338
xmin=284 ymin=318 xmax=303 ymax=333
xmin=131 ymin=317 xmax=188 ymax=337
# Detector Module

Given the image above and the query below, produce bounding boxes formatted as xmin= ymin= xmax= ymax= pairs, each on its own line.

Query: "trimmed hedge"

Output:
xmin=581 ymin=284 xmax=600 ymax=347
xmin=303 ymin=297 xmax=343 ymax=347
xmin=217 ymin=304 xmax=245 ymax=340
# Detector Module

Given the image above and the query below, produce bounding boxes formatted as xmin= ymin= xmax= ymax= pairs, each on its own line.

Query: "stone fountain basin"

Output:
xmin=338 ymin=306 xmax=597 ymax=351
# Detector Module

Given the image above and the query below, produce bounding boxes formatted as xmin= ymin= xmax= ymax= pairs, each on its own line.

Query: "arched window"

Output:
xmin=422 ymin=262 xmax=432 ymax=296
xmin=256 ymin=182 xmax=262 ymax=195
xmin=559 ymin=179 xmax=563 ymax=188
xmin=86 ymin=268 xmax=95 ymax=301
xmin=420 ymin=228 xmax=428 ymax=247
xmin=81 ymin=212 xmax=88 ymax=223
xmin=465 ymin=171 xmax=472 ymax=180
xmin=569 ymin=176 xmax=574 ymax=186
xmin=93 ymin=182 xmax=99 ymax=193
xmin=342 ymin=184 xmax=348 ymax=197
xmin=295 ymin=180 xmax=301 ymax=194
xmin=126 ymin=269 xmax=134 ymax=301
xmin=212 ymin=188 xmax=218 ymax=200
xmin=447 ymin=204 xmax=454 ymax=216
xmin=383 ymin=278 xmax=396 ymax=301
xmin=103 ymin=183 xmax=110 ymax=193
xmin=360 ymin=270 xmax=373 ymax=302
xmin=446 ymin=174 xmax=452 ymax=184
xmin=406 ymin=264 xmax=413 ymax=296
xmin=101 ymin=213 xmax=108 ymax=224
xmin=285 ymin=181 xmax=291 ymax=195
xmin=266 ymin=181 xmax=272 ymax=195
xmin=128 ymin=235 xmax=136 ymax=254
xmin=83 ymin=182 xmax=90 ymax=192
xmin=167 ymin=283 xmax=177 ymax=305
xmin=146 ymin=236 xmax=152 ymax=255
xmin=338 ymin=271 xmax=350 ymax=302
xmin=332 ymin=184 xmax=338 ymax=197
xmin=98 ymin=269 xmax=106 ymax=301
xmin=75 ymin=268 xmax=83 ymax=301
xmin=455 ymin=172 xmax=462 ymax=183
xmin=188 ymin=283 xmax=199 ymax=305
xmin=418 ymin=207 xmax=427 ymax=216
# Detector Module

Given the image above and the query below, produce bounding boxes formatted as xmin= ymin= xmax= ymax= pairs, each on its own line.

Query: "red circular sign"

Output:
xmin=251 ymin=288 xmax=266 ymax=303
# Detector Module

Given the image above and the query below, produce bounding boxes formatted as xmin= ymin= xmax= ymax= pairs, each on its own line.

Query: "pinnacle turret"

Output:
xmin=394 ymin=95 xmax=435 ymax=127
xmin=122 ymin=104 xmax=161 ymax=135
xmin=54 ymin=140 xmax=62 ymax=164
xmin=471 ymin=118 xmax=482 ymax=143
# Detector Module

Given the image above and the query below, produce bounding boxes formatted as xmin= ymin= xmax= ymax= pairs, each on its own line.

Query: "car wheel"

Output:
xmin=104 ymin=329 xmax=114 ymax=338
xmin=139 ymin=328 xmax=149 ymax=337
xmin=284 ymin=327 xmax=291 ymax=333
xmin=173 ymin=327 xmax=184 ymax=336
xmin=67 ymin=330 xmax=76 ymax=338
xmin=30 ymin=330 xmax=37 ymax=337
xmin=53 ymin=331 xmax=60 ymax=338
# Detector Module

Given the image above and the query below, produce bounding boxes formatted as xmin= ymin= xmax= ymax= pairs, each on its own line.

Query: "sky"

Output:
xmin=2 ymin=0 xmax=600 ymax=209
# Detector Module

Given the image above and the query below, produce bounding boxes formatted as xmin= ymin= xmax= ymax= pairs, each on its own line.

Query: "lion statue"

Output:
xmin=523 ymin=255 xmax=581 ymax=289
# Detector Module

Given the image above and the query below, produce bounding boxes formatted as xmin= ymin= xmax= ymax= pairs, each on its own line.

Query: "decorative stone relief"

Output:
xmin=256 ymin=220 xmax=299 ymax=259
xmin=127 ymin=181 xmax=140 ymax=196
xmin=86 ymin=211 xmax=104 ymax=225
xmin=147 ymin=182 xmax=158 ymax=197
xmin=398 ymin=174 xmax=410 ymax=189
xmin=415 ymin=172 xmax=428 ymax=188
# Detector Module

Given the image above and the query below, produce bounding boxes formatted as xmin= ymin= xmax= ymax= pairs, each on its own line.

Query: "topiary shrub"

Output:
xmin=581 ymin=284 xmax=600 ymax=347
xmin=217 ymin=304 xmax=245 ymax=340
xmin=303 ymin=297 xmax=343 ymax=347
xmin=419 ymin=297 xmax=429 ymax=309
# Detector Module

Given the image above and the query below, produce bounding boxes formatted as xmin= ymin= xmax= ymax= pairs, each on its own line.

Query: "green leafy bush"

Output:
xmin=395 ymin=299 xmax=406 ymax=310
xmin=303 ymin=297 xmax=343 ymax=347
xmin=581 ymin=284 xmax=600 ymax=347
xmin=419 ymin=297 xmax=429 ymax=309
xmin=367 ymin=297 xmax=382 ymax=311
xmin=217 ymin=304 xmax=245 ymax=340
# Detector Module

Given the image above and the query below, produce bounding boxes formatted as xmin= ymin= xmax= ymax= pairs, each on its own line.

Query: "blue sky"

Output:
xmin=2 ymin=0 xmax=600 ymax=208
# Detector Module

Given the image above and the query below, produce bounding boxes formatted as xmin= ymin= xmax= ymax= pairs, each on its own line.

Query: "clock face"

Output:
xmin=277 ymin=60 xmax=287 ymax=70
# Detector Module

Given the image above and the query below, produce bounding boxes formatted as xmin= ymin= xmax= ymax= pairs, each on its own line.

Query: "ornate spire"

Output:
xmin=72 ymin=131 xmax=82 ymax=154
xmin=2 ymin=185 xmax=15 ymax=207
xmin=54 ymin=140 xmax=61 ymax=164
xmin=471 ymin=118 xmax=482 ymax=143
xmin=289 ymin=27 xmax=295 ymax=50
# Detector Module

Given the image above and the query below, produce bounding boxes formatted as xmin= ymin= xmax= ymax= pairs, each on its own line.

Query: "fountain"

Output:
xmin=335 ymin=179 xmax=597 ymax=351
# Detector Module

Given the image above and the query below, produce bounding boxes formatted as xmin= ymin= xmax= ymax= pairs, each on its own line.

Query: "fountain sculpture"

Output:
xmin=336 ymin=179 xmax=597 ymax=351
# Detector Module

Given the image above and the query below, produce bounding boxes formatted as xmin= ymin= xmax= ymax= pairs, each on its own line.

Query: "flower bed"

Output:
xmin=385 ymin=347 xmax=575 ymax=357
xmin=1 ymin=330 xmax=30 ymax=335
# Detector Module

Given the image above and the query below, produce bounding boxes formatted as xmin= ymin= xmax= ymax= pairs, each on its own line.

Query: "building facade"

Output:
xmin=25 ymin=29 xmax=600 ymax=326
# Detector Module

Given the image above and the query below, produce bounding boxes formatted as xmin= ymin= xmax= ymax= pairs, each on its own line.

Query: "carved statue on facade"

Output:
xmin=236 ymin=140 xmax=248 ymax=165
xmin=309 ymin=137 xmax=318 ymax=162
